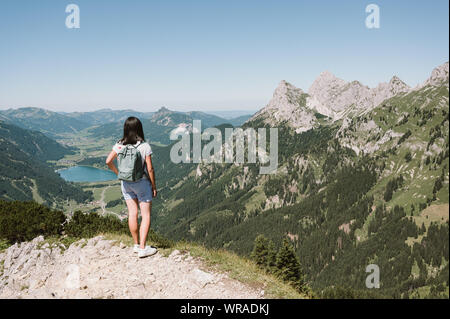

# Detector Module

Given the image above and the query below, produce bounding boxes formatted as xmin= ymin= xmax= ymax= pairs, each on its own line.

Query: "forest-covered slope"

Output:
xmin=0 ymin=121 xmax=92 ymax=204
xmin=151 ymin=66 xmax=449 ymax=298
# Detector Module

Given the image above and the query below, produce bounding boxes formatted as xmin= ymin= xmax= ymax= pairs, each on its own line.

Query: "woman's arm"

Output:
xmin=106 ymin=150 xmax=119 ymax=175
xmin=145 ymin=155 xmax=157 ymax=198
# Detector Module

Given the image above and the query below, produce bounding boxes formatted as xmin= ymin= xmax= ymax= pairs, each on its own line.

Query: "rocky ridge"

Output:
xmin=250 ymin=80 xmax=318 ymax=133
xmin=0 ymin=236 xmax=262 ymax=299
xmin=248 ymin=62 xmax=448 ymax=130
xmin=421 ymin=62 xmax=449 ymax=88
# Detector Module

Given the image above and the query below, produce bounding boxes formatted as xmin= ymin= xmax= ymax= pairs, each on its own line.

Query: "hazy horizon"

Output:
xmin=0 ymin=105 xmax=259 ymax=115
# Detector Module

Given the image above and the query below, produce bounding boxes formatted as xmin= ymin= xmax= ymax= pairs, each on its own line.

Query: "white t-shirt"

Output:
xmin=112 ymin=141 xmax=153 ymax=173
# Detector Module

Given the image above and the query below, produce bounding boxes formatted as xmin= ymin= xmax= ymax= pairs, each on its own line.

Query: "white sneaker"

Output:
xmin=138 ymin=246 xmax=157 ymax=258
xmin=133 ymin=244 xmax=140 ymax=253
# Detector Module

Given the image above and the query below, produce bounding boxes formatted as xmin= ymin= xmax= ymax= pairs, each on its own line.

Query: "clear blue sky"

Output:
xmin=0 ymin=0 xmax=448 ymax=112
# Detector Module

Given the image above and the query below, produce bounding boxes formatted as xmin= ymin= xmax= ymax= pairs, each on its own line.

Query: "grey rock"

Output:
xmin=169 ymin=250 xmax=181 ymax=258
xmin=192 ymin=268 xmax=215 ymax=288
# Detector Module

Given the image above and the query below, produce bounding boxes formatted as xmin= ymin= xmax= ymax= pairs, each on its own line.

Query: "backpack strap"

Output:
xmin=118 ymin=143 xmax=138 ymax=154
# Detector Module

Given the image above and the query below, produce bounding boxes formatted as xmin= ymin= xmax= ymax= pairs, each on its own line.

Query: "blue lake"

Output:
xmin=58 ymin=166 xmax=117 ymax=182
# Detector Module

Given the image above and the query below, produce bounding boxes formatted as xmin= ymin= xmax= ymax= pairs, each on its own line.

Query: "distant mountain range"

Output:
xmin=88 ymin=107 xmax=252 ymax=145
xmin=0 ymin=107 xmax=253 ymax=139
xmin=0 ymin=107 xmax=91 ymax=137
xmin=207 ymin=110 xmax=259 ymax=120
xmin=59 ymin=109 xmax=154 ymax=126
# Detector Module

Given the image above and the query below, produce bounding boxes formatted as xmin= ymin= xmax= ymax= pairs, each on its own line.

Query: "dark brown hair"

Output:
xmin=120 ymin=117 xmax=145 ymax=145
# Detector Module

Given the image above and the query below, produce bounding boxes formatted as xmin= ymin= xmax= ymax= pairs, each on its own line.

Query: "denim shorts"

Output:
xmin=121 ymin=178 xmax=153 ymax=203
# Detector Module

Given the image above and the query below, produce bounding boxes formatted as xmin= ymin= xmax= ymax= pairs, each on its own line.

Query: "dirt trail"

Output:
xmin=99 ymin=186 xmax=111 ymax=215
xmin=0 ymin=236 xmax=262 ymax=299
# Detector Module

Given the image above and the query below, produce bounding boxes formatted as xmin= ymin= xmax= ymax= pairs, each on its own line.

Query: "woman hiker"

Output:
xmin=106 ymin=116 xmax=158 ymax=258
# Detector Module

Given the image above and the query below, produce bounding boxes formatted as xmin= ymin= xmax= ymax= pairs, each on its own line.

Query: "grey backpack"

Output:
xmin=117 ymin=144 xmax=145 ymax=182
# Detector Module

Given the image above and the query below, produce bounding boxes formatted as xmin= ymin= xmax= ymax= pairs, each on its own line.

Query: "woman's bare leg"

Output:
xmin=125 ymin=198 xmax=139 ymax=245
xmin=139 ymin=201 xmax=151 ymax=249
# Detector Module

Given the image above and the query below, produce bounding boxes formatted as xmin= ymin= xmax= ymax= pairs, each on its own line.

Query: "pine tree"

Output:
xmin=251 ymin=235 xmax=269 ymax=268
xmin=275 ymin=238 xmax=306 ymax=292
xmin=266 ymin=240 xmax=277 ymax=271
xmin=404 ymin=152 xmax=412 ymax=162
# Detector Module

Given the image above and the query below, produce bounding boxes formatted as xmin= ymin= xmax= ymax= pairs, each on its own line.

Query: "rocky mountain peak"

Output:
xmin=316 ymin=70 xmax=340 ymax=82
xmin=308 ymin=71 xmax=346 ymax=96
xmin=422 ymin=62 xmax=449 ymax=87
xmin=155 ymin=106 xmax=172 ymax=114
xmin=371 ymin=75 xmax=411 ymax=107
xmin=306 ymin=71 xmax=411 ymax=120
xmin=151 ymin=107 xmax=175 ymax=125
xmin=248 ymin=62 xmax=446 ymax=132
xmin=388 ymin=75 xmax=410 ymax=93
xmin=248 ymin=80 xmax=316 ymax=132
xmin=307 ymin=72 xmax=370 ymax=119
xmin=273 ymin=80 xmax=304 ymax=100
xmin=389 ymin=75 xmax=401 ymax=84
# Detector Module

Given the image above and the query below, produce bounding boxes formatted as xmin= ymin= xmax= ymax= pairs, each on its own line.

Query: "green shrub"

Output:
xmin=320 ymin=286 xmax=389 ymax=299
xmin=404 ymin=152 xmax=412 ymax=162
xmin=251 ymin=235 xmax=309 ymax=294
xmin=106 ymin=198 xmax=124 ymax=208
xmin=275 ymin=238 xmax=306 ymax=293
xmin=64 ymin=211 xmax=128 ymax=238
xmin=0 ymin=200 xmax=65 ymax=243
xmin=0 ymin=199 xmax=174 ymax=249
